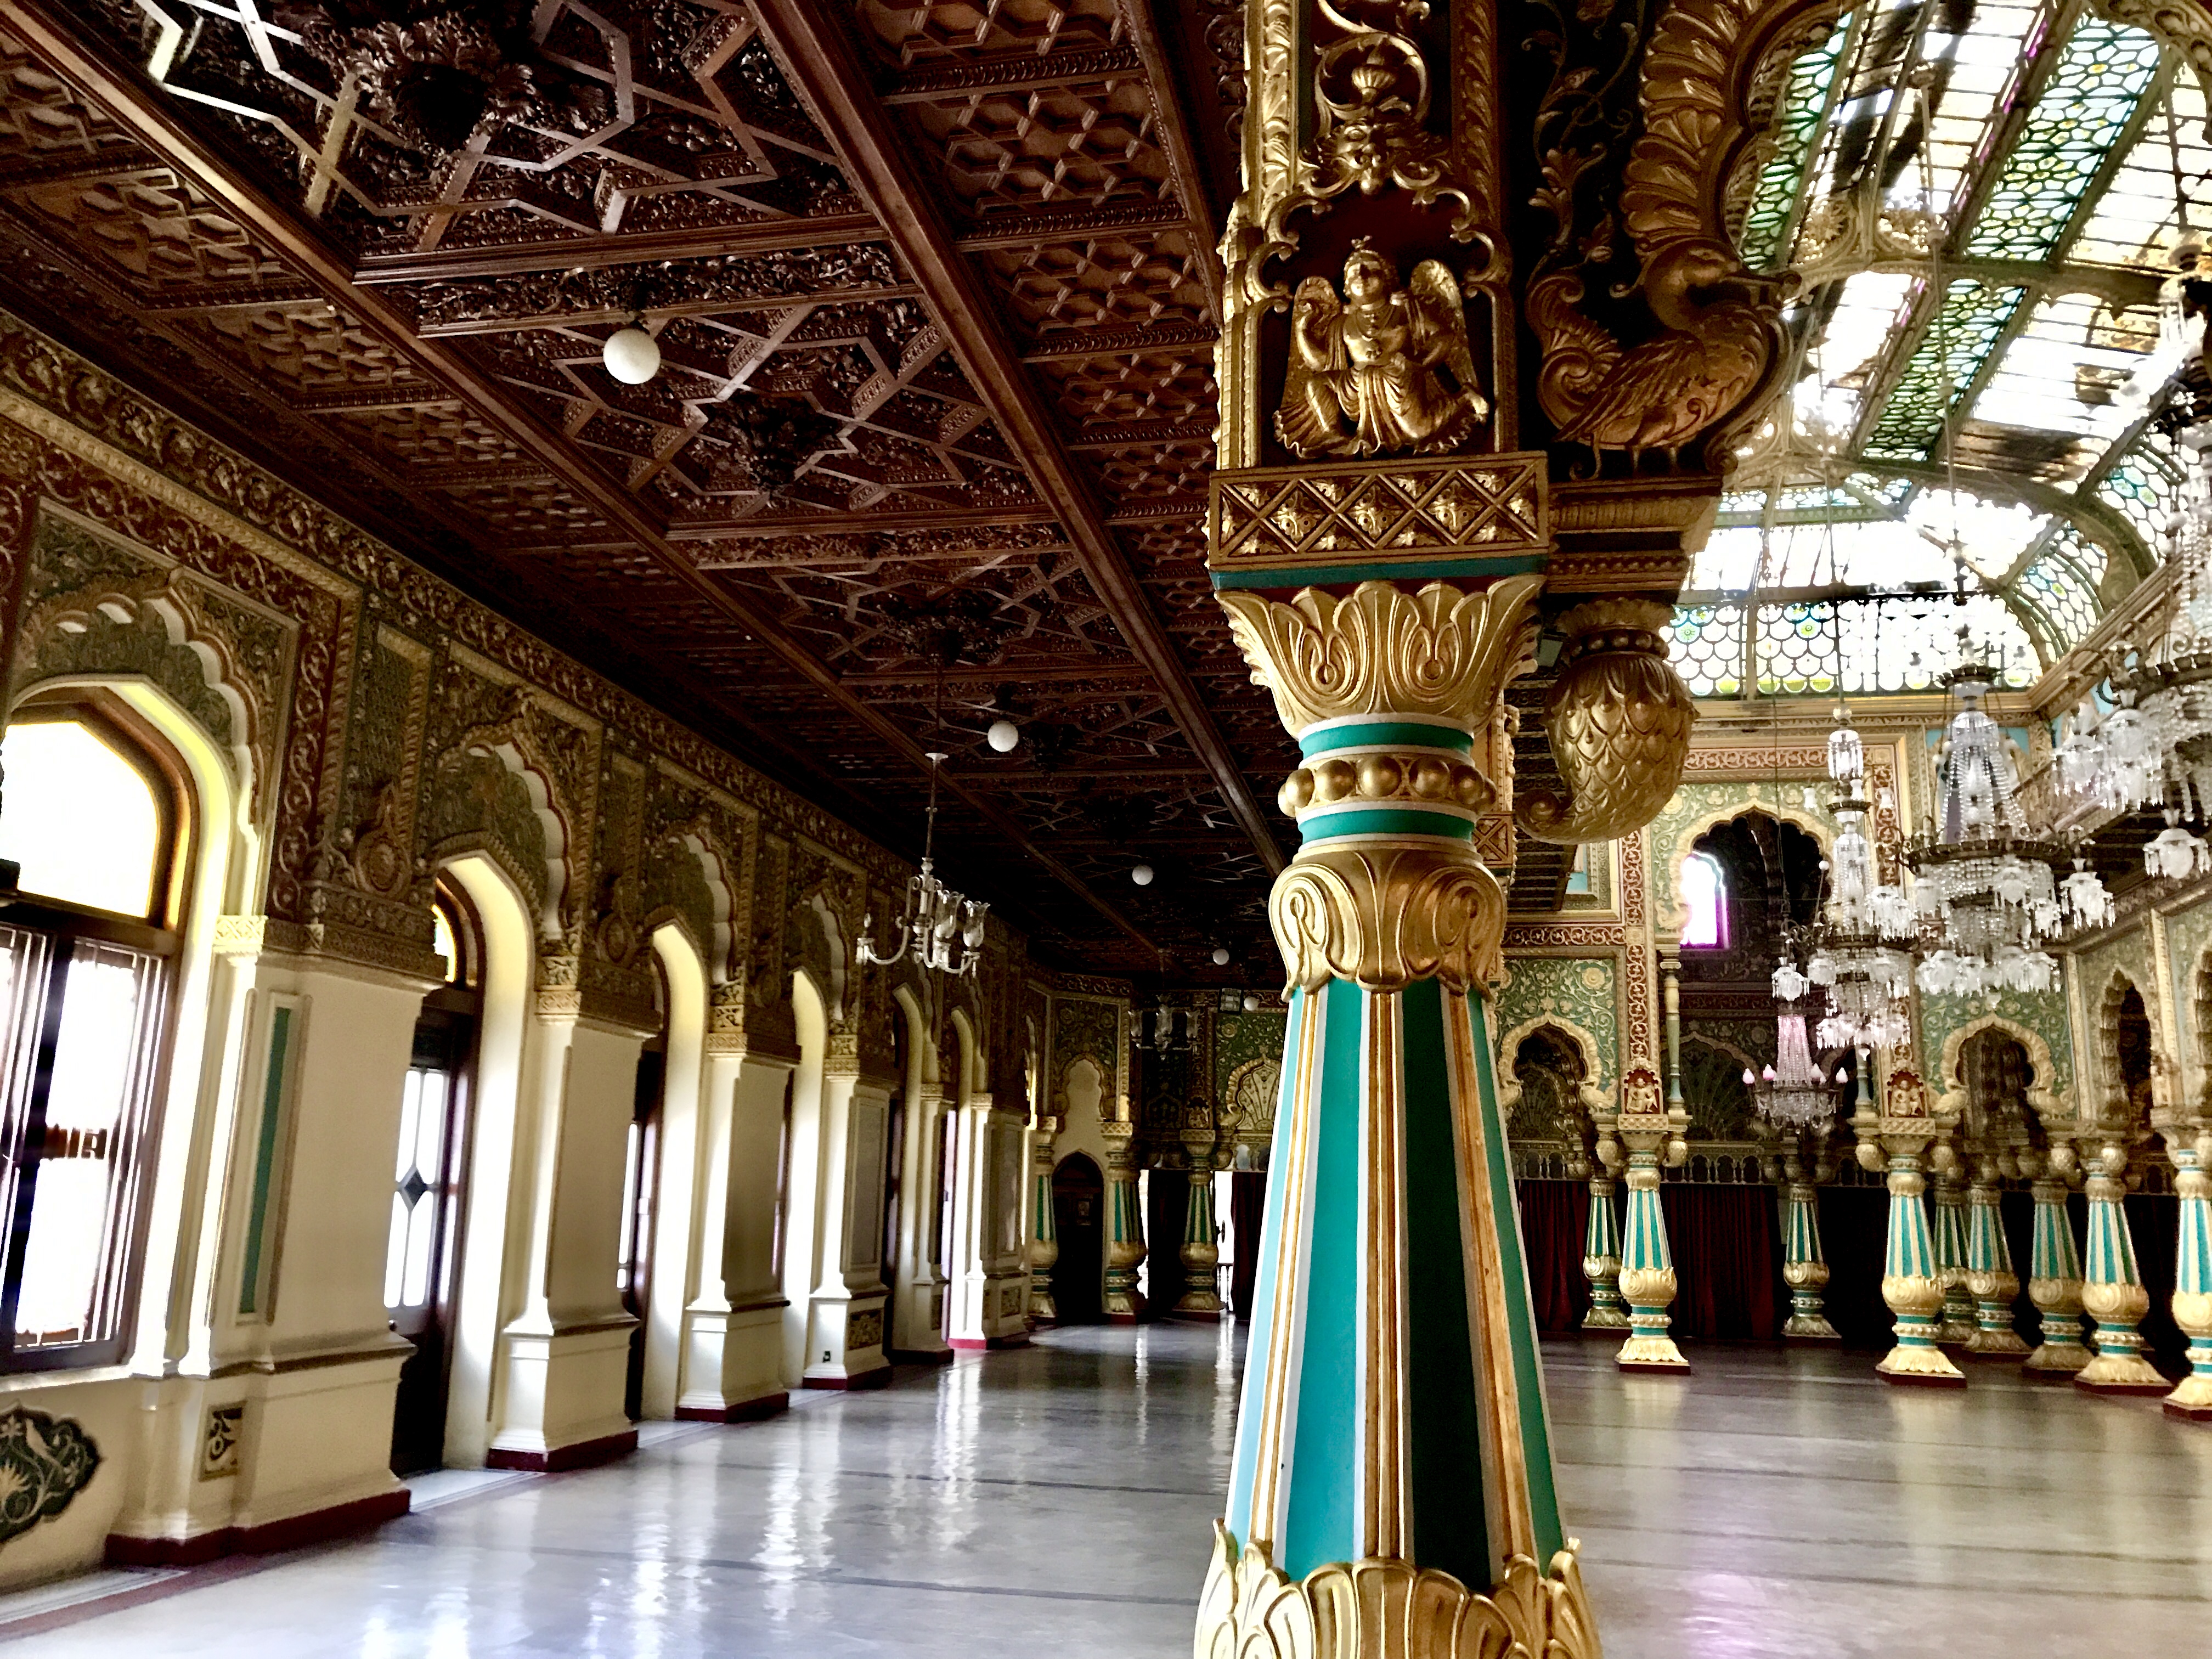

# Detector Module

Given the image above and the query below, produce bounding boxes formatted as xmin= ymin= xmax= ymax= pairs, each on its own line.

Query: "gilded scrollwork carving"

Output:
xmin=1193 ymin=1525 xmax=1601 ymax=1659
xmin=1515 ymin=601 xmax=1696 ymax=845
xmin=1272 ymin=842 xmax=1509 ymax=992
xmin=1278 ymin=244 xmax=1488 ymax=458
xmin=1217 ymin=577 xmax=1542 ymax=735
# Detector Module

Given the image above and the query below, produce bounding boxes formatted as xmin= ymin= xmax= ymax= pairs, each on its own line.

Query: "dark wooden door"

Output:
xmin=620 ymin=1045 xmax=665 ymax=1421
xmin=1051 ymin=1154 xmax=1104 ymax=1324
xmin=388 ymin=989 xmax=476 ymax=1476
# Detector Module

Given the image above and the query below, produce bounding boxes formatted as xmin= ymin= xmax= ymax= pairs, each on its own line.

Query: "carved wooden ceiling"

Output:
xmin=0 ymin=0 xmax=1566 ymax=974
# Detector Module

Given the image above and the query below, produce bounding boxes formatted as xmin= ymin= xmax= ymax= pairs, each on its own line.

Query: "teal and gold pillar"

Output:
xmin=1853 ymin=1066 xmax=1965 ymax=1386
xmin=2075 ymin=1142 xmax=2168 ymax=1393
xmin=1779 ymin=1161 xmax=1838 ymax=1341
xmin=1931 ymin=1168 xmax=1977 ymax=1345
xmin=2165 ymin=1136 xmax=2212 ymax=1419
xmin=2023 ymin=1171 xmax=2093 ymax=1375
xmin=1962 ymin=1161 xmax=2027 ymax=1357
xmin=1026 ymin=1111 xmax=1060 ymax=1325
xmin=1604 ymin=1075 xmax=1689 ymax=1370
xmin=1581 ymin=1171 xmax=1629 ymax=1330
xmin=1192 ymin=579 xmax=1691 ymax=1653
xmin=1101 ymin=1126 xmax=1146 ymax=1323
xmin=1175 ymin=1160 xmax=1225 ymax=1321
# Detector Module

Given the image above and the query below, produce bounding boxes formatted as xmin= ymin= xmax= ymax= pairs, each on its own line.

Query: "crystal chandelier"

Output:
xmin=856 ymin=749 xmax=989 ymax=977
xmin=1902 ymin=661 xmax=2107 ymax=999
xmin=1742 ymin=1009 xmax=1843 ymax=1130
xmin=1773 ymin=708 xmax=1917 ymax=1051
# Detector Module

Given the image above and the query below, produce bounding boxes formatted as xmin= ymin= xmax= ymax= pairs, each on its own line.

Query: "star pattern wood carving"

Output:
xmin=0 ymin=0 xmax=1329 ymax=977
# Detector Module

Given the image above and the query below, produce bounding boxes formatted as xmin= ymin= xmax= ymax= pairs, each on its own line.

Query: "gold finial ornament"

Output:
xmin=1515 ymin=601 xmax=1697 ymax=845
xmin=1278 ymin=244 xmax=1489 ymax=458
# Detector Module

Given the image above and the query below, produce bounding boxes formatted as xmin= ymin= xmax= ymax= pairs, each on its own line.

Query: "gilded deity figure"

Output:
xmin=1276 ymin=240 xmax=1487 ymax=458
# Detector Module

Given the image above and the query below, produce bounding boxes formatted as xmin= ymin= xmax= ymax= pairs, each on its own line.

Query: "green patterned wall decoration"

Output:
xmin=1048 ymin=996 xmax=1122 ymax=1111
xmin=1214 ymin=1006 xmax=1288 ymax=1106
xmin=1494 ymin=957 xmax=1618 ymax=1090
xmin=2165 ymin=898 xmax=2212 ymax=1073
xmin=2067 ymin=924 xmax=2156 ymax=1114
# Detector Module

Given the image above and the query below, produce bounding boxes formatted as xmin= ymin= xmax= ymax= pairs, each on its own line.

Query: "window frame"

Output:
xmin=0 ymin=697 xmax=189 ymax=1374
xmin=1679 ymin=850 xmax=1730 ymax=950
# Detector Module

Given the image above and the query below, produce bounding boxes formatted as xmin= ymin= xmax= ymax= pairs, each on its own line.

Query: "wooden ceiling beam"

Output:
xmin=1 ymin=1 xmax=1161 ymax=956
xmin=351 ymin=213 xmax=889 ymax=284
xmin=749 ymin=0 xmax=1285 ymax=877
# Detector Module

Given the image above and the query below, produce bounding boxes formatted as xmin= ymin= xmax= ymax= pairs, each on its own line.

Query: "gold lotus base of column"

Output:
xmin=1581 ymin=1307 xmax=1631 ymax=1330
xmin=1615 ymin=1333 xmax=1688 ymax=1370
xmin=2074 ymin=1352 xmax=2171 ymax=1393
xmin=1193 ymin=1523 xmax=1601 ymax=1659
xmin=1963 ymin=1328 xmax=2031 ymax=1357
xmin=1781 ymin=1315 xmax=1839 ymax=1340
xmin=1876 ymin=1344 xmax=1966 ymax=1386
xmin=2022 ymin=1340 xmax=2092 ymax=1375
xmin=2162 ymin=1372 xmax=2212 ymax=1419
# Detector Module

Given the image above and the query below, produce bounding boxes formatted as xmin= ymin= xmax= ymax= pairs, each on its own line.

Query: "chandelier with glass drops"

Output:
xmin=1742 ymin=1007 xmax=1846 ymax=1131
xmin=1770 ymin=710 xmax=1918 ymax=1052
xmin=1905 ymin=661 xmax=2111 ymax=1000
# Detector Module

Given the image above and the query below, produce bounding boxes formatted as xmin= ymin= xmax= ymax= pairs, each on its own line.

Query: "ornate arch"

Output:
xmin=1682 ymin=1029 xmax=1758 ymax=1075
xmin=2096 ymin=967 xmax=2158 ymax=1127
xmin=1934 ymin=1014 xmax=2064 ymax=1130
xmin=430 ymin=696 xmax=582 ymax=943
xmin=1495 ymin=1013 xmax=1610 ymax=1119
xmin=1657 ymin=799 xmax=1830 ymax=936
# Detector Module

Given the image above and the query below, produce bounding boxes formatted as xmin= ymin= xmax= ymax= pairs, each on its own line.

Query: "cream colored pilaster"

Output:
xmin=674 ymin=1024 xmax=795 ymax=1420
xmin=487 ymin=977 xmax=651 ymax=1466
xmin=795 ymin=1045 xmax=894 ymax=1387
xmin=109 ymin=932 xmax=431 ymax=1554
xmin=889 ymin=1082 xmax=953 ymax=1356
xmin=947 ymin=1096 xmax=1031 ymax=1347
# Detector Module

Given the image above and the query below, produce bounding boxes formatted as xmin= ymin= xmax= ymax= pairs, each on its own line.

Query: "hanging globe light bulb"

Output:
xmin=1211 ymin=947 xmax=1230 ymax=965
xmin=602 ymin=322 xmax=661 ymax=385
xmin=986 ymin=719 xmax=1019 ymax=753
xmin=1131 ymin=863 xmax=1154 ymax=886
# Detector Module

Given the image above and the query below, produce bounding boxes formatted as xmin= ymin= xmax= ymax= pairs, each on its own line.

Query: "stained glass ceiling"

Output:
xmin=1680 ymin=0 xmax=2207 ymax=698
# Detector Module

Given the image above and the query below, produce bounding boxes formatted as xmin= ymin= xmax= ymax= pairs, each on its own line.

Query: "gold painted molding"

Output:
xmin=1193 ymin=1525 xmax=1601 ymax=1659
xmin=1218 ymin=577 xmax=1542 ymax=736
xmin=1272 ymin=844 xmax=1508 ymax=994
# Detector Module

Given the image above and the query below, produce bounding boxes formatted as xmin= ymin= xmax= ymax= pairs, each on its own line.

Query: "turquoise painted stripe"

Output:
xmin=1280 ymin=979 xmax=1364 ymax=1579
xmin=1468 ymin=992 xmax=1566 ymax=1564
xmin=1299 ymin=721 xmax=1476 ymax=758
xmin=1622 ymin=1178 xmax=1672 ymax=1274
xmin=1226 ymin=989 xmax=1306 ymax=1545
xmin=1299 ymin=807 xmax=1475 ymax=844
xmin=2032 ymin=1193 xmax=2082 ymax=1281
xmin=1400 ymin=978 xmax=1489 ymax=1588
xmin=239 ymin=1005 xmax=293 ymax=1316
xmin=1584 ymin=1183 xmax=1619 ymax=1260
xmin=2085 ymin=1194 xmax=2142 ymax=1286
xmin=2180 ymin=1180 xmax=2211 ymax=1295
xmin=1886 ymin=1188 xmax=1933 ymax=1280
xmin=1211 ymin=554 xmax=1547 ymax=590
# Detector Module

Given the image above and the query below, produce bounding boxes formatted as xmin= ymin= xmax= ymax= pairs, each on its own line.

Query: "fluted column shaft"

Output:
xmin=1962 ymin=1172 xmax=2027 ymax=1357
xmin=1931 ymin=1171 xmax=1976 ymax=1344
xmin=2167 ymin=1151 xmax=2212 ymax=1419
xmin=2024 ymin=1177 xmax=2092 ymax=1375
xmin=1175 ymin=1167 xmax=1224 ymax=1319
xmin=1780 ymin=1181 xmax=1837 ymax=1340
xmin=1875 ymin=1154 xmax=1965 ymax=1385
xmin=1101 ymin=1132 xmax=1146 ymax=1324
xmin=1027 ymin=1118 xmax=1060 ymax=1325
xmin=1581 ymin=1174 xmax=1628 ymax=1330
xmin=2077 ymin=1164 xmax=2168 ymax=1392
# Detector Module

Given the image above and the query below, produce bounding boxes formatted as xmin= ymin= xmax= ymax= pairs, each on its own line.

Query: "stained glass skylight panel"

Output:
xmin=1740 ymin=26 xmax=1847 ymax=272
xmin=1861 ymin=280 xmax=2028 ymax=460
xmin=2069 ymin=69 xmax=2210 ymax=269
xmin=1669 ymin=605 xmax=1745 ymax=697
xmin=1754 ymin=594 xmax=2040 ymax=694
xmin=1910 ymin=0 xmax=2053 ymax=222
xmin=2097 ymin=428 xmax=2185 ymax=553
xmin=1686 ymin=496 xmax=2028 ymax=595
xmin=1795 ymin=269 xmax=1918 ymax=436
xmin=1966 ymin=293 xmax=2158 ymax=477
xmin=1962 ymin=14 xmax=2164 ymax=261
xmin=2013 ymin=526 xmax=2104 ymax=650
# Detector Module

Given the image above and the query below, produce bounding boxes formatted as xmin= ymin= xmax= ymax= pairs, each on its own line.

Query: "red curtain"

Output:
xmin=1658 ymin=1184 xmax=1784 ymax=1340
xmin=1513 ymin=1181 xmax=1591 ymax=1333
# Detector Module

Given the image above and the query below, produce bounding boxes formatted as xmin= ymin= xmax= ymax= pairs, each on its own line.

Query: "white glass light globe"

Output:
xmin=1131 ymin=863 xmax=1154 ymax=887
xmin=986 ymin=719 xmax=1019 ymax=753
xmin=602 ymin=325 xmax=661 ymax=385
xmin=1211 ymin=946 xmax=1230 ymax=965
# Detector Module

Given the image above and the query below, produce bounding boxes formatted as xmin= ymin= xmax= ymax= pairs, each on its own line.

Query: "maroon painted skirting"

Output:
xmin=106 ymin=1487 xmax=410 ymax=1567
xmin=486 ymin=1427 xmax=638 ymax=1472
xmin=674 ymin=1391 xmax=788 ymax=1423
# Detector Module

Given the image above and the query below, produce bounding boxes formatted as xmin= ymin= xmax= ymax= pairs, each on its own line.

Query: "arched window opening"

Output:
xmin=0 ymin=707 xmax=185 ymax=1370
xmin=1680 ymin=851 xmax=1728 ymax=949
xmin=387 ymin=877 xmax=483 ymax=1474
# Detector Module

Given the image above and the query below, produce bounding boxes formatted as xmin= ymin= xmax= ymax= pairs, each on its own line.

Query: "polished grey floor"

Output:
xmin=1 ymin=1327 xmax=2207 ymax=1656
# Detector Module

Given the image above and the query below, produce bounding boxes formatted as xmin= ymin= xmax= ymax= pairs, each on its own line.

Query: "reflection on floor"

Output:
xmin=0 ymin=1327 xmax=2205 ymax=1656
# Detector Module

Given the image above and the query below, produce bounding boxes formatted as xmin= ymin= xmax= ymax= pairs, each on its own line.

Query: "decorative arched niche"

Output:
xmin=1495 ymin=1015 xmax=1609 ymax=1129
xmin=1934 ymin=1013 xmax=2063 ymax=1131
xmin=2097 ymin=970 xmax=2159 ymax=1128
